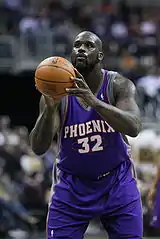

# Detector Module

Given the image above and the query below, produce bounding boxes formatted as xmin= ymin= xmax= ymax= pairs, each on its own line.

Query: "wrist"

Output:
xmin=90 ymin=97 xmax=101 ymax=108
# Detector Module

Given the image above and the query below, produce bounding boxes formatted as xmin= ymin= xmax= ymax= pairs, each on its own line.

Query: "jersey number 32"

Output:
xmin=78 ymin=135 xmax=103 ymax=154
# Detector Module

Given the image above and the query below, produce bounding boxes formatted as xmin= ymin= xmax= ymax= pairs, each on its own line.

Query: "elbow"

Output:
xmin=31 ymin=147 xmax=47 ymax=156
xmin=29 ymin=133 xmax=48 ymax=156
xmin=30 ymin=140 xmax=48 ymax=156
xmin=128 ymin=130 xmax=139 ymax=138
xmin=128 ymin=121 xmax=142 ymax=138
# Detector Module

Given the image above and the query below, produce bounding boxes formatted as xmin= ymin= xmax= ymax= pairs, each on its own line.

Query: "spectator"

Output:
xmin=137 ymin=66 xmax=160 ymax=119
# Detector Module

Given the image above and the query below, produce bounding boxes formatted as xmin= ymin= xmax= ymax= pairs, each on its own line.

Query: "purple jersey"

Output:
xmin=57 ymin=69 xmax=131 ymax=180
xmin=47 ymin=69 xmax=142 ymax=239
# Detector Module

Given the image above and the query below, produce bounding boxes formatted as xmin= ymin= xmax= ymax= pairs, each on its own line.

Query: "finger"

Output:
xmin=74 ymin=68 xmax=83 ymax=78
xmin=66 ymin=88 xmax=87 ymax=94
xmin=69 ymin=78 xmax=80 ymax=88
xmin=66 ymin=92 xmax=86 ymax=97
xmin=71 ymin=77 xmax=87 ymax=88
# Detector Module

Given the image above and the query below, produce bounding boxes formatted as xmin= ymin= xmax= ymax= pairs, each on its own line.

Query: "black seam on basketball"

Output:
xmin=35 ymin=76 xmax=74 ymax=84
xmin=54 ymin=92 xmax=66 ymax=96
xmin=36 ymin=85 xmax=67 ymax=96
xmin=36 ymin=65 xmax=75 ymax=77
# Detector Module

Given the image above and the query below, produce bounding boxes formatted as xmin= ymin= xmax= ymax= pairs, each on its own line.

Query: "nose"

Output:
xmin=78 ymin=44 xmax=86 ymax=53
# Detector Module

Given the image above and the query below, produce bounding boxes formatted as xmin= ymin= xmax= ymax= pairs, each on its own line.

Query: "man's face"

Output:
xmin=71 ymin=33 xmax=101 ymax=73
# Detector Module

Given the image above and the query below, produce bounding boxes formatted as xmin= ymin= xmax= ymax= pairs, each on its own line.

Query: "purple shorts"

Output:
xmin=47 ymin=160 xmax=143 ymax=239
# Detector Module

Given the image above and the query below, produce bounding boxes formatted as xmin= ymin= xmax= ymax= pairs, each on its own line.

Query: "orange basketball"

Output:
xmin=35 ymin=56 xmax=75 ymax=100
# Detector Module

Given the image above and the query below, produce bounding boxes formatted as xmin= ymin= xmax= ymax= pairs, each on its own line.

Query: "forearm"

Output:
xmin=92 ymin=99 xmax=141 ymax=137
xmin=152 ymin=177 xmax=159 ymax=190
xmin=152 ymin=169 xmax=160 ymax=189
xmin=30 ymin=106 xmax=58 ymax=155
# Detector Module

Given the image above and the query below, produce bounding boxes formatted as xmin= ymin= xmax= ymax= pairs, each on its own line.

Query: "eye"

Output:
xmin=86 ymin=42 xmax=94 ymax=48
xmin=74 ymin=42 xmax=81 ymax=48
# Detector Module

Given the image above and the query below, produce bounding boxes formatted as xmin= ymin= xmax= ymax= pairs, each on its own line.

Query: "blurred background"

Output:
xmin=0 ymin=0 xmax=160 ymax=238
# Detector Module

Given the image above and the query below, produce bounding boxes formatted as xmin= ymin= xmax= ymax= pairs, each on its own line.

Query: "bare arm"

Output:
xmin=148 ymin=165 xmax=160 ymax=207
xmin=29 ymin=95 xmax=60 ymax=155
xmin=151 ymin=166 xmax=160 ymax=189
xmin=92 ymin=74 xmax=141 ymax=137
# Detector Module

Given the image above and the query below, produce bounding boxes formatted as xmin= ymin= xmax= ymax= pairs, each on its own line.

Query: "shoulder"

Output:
xmin=113 ymin=73 xmax=135 ymax=88
xmin=112 ymin=73 xmax=136 ymax=98
xmin=106 ymin=70 xmax=134 ymax=88
xmin=105 ymin=71 xmax=136 ymax=104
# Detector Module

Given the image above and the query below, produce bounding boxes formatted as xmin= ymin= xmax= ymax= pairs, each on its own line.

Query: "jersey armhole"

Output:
xmin=107 ymin=71 xmax=117 ymax=106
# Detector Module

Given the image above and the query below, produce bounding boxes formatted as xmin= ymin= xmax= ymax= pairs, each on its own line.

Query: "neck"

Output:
xmin=82 ymin=65 xmax=103 ymax=94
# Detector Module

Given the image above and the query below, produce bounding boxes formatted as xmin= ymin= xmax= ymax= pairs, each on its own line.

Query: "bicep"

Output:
xmin=116 ymin=96 xmax=140 ymax=117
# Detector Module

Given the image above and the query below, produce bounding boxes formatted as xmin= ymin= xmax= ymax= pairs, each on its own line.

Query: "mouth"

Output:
xmin=76 ymin=54 xmax=87 ymax=59
xmin=77 ymin=57 xmax=86 ymax=62
xmin=76 ymin=55 xmax=87 ymax=63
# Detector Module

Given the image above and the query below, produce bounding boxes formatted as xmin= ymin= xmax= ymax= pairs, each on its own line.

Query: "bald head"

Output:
xmin=74 ymin=31 xmax=103 ymax=51
xmin=71 ymin=31 xmax=104 ymax=74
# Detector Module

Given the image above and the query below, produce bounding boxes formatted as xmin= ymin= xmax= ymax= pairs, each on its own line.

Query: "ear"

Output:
xmin=98 ymin=52 xmax=104 ymax=61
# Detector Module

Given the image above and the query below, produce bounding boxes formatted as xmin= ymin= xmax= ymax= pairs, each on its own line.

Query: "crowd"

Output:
xmin=1 ymin=0 xmax=160 ymax=238
xmin=0 ymin=115 xmax=57 ymax=238
xmin=1 ymin=0 xmax=160 ymax=64
xmin=1 ymin=0 xmax=160 ymax=119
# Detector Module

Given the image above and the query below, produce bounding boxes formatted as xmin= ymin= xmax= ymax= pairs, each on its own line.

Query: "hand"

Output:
xmin=43 ymin=95 xmax=60 ymax=109
xmin=66 ymin=68 xmax=97 ymax=107
xmin=35 ymin=84 xmax=60 ymax=107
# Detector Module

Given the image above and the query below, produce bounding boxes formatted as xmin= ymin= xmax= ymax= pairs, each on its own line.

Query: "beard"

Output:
xmin=71 ymin=56 xmax=99 ymax=75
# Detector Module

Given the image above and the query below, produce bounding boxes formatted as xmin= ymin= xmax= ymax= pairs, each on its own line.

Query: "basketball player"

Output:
xmin=30 ymin=31 xmax=142 ymax=239
xmin=148 ymin=164 xmax=160 ymax=228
